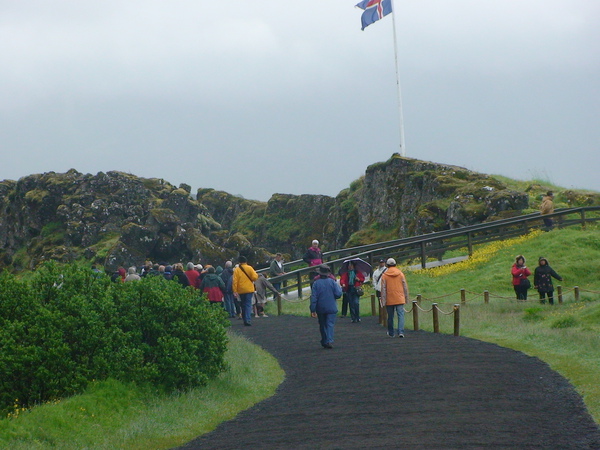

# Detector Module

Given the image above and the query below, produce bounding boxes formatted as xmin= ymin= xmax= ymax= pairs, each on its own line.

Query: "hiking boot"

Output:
xmin=387 ymin=332 xmax=394 ymax=337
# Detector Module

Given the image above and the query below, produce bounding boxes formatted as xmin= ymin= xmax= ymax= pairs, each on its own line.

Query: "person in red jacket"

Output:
xmin=339 ymin=261 xmax=365 ymax=323
xmin=511 ymin=255 xmax=532 ymax=300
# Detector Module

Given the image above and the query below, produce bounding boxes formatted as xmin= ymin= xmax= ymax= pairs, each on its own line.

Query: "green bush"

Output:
xmin=0 ymin=263 xmax=229 ymax=416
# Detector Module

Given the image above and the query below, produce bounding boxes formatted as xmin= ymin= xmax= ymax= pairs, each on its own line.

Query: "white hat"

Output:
xmin=312 ymin=239 xmax=319 ymax=245
xmin=386 ymin=258 xmax=397 ymax=266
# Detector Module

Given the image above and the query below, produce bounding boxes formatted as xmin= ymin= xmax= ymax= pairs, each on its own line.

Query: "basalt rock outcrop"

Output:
xmin=0 ymin=170 xmax=264 ymax=272
xmin=2 ymin=155 xmax=596 ymax=272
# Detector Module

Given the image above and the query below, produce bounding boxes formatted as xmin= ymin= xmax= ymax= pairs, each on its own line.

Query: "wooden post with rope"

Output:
xmin=461 ymin=289 xmax=466 ymax=304
xmin=484 ymin=290 xmax=489 ymax=304
xmin=453 ymin=304 xmax=460 ymax=336
xmin=574 ymin=286 xmax=580 ymax=302
xmin=432 ymin=303 xmax=440 ymax=333
xmin=371 ymin=294 xmax=377 ymax=316
xmin=276 ymin=293 xmax=282 ymax=316
xmin=557 ymin=285 xmax=563 ymax=304
xmin=412 ymin=300 xmax=419 ymax=331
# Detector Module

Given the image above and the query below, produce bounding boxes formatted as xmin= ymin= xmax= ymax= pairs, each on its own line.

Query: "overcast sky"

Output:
xmin=1 ymin=1 xmax=598 ymax=201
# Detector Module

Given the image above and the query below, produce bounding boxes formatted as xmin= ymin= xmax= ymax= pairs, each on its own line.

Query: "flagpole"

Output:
xmin=390 ymin=0 xmax=406 ymax=156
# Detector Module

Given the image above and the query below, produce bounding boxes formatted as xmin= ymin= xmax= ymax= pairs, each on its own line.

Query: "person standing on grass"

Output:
xmin=233 ymin=256 xmax=259 ymax=326
xmin=310 ymin=264 xmax=343 ymax=349
xmin=380 ymin=258 xmax=408 ymax=338
xmin=511 ymin=255 xmax=532 ymax=300
xmin=534 ymin=257 xmax=563 ymax=305
xmin=540 ymin=191 xmax=555 ymax=231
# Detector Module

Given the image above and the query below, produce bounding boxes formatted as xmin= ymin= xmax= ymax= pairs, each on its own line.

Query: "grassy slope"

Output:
xmin=0 ymin=332 xmax=285 ymax=449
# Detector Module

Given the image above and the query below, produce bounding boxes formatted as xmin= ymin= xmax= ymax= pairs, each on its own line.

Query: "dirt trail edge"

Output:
xmin=179 ymin=315 xmax=600 ymax=449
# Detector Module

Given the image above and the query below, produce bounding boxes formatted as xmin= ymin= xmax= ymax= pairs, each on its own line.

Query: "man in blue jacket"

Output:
xmin=310 ymin=264 xmax=343 ymax=349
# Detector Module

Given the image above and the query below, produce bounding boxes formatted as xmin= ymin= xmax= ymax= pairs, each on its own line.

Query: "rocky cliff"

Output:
xmin=1 ymin=155 xmax=597 ymax=273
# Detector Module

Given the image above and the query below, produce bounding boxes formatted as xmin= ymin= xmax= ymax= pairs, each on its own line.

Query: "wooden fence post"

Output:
xmin=420 ymin=241 xmax=427 ymax=269
xmin=574 ymin=286 xmax=580 ymax=302
xmin=371 ymin=294 xmax=377 ymax=316
xmin=412 ymin=300 xmax=419 ymax=331
xmin=484 ymin=290 xmax=489 ymax=304
xmin=416 ymin=294 xmax=422 ymax=303
xmin=276 ymin=293 xmax=282 ymax=316
xmin=297 ymin=272 xmax=303 ymax=298
xmin=381 ymin=303 xmax=388 ymax=326
xmin=557 ymin=285 xmax=563 ymax=304
xmin=453 ymin=304 xmax=460 ymax=336
xmin=461 ymin=289 xmax=466 ymax=304
xmin=432 ymin=303 xmax=440 ymax=333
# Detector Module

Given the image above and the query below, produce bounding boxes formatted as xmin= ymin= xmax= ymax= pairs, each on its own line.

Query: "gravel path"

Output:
xmin=179 ymin=315 xmax=600 ymax=449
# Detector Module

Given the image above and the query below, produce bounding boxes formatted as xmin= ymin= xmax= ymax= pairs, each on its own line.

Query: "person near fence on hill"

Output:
xmin=511 ymin=255 xmax=532 ymax=300
xmin=269 ymin=253 xmax=285 ymax=292
xmin=534 ymin=257 xmax=563 ymax=305
xmin=253 ymin=273 xmax=280 ymax=317
xmin=339 ymin=261 xmax=365 ymax=323
xmin=233 ymin=256 xmax=259 ymax=326
xmin=310 ymin=264 xmax=343 ymax=349
xmin=380 ymin=258 xmax=408 ymax=338
xmin=303 ymin=239 xmax=323 ymax=286
xmin=372 ymin=259 xmax=387 ymax=302
xmin=540 ymin=191 xmax=555 ymax=231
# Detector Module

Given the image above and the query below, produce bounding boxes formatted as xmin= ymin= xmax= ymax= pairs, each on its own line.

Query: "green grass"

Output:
xmin=0 ymin=332 xmax=285 ymax=449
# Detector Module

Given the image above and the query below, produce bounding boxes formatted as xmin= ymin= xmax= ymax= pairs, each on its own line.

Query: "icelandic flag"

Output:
xmin=355 ymin=0 xmax=392 ymax=30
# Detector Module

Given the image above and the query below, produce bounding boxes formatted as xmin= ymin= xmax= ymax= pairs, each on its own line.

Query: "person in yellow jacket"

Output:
xmin=540 ymin=191 xmax=554 ymax=231
xmin=380 ymin=258 xmax=409 ymax=338
xmin=233 ymin=256 xmax=259 ymax=326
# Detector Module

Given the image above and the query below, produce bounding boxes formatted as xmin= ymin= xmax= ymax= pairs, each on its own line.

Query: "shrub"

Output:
xmin=0 ymin=263 xmax=229 ymax=416
xmin=550 ymin=315 xmax=578 ymax=329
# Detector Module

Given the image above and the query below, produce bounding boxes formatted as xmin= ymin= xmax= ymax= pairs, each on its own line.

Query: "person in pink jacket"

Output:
xmin=380 ymin=258 xmax=409 ymax=338
xmin=511 ymin=255 xmax=532 ymax=300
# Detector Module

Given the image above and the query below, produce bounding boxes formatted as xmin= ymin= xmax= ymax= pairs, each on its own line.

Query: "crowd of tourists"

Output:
xmin=109 ymin=257 xmax=281 ymax=322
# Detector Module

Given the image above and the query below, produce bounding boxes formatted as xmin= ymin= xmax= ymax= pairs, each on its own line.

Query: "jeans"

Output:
xmin=386 ymin=304 xmax=405 ymax=336
xmin=341 ymin=293 xmax=349 ymax=316
xmin=317 ymin=313 xmax=336 ymax=346
xmin=348 ymin=292 xmax=360 ymax=322
xmin=223 ymin=292 xmax=236 ymax=317
xmin=239 ymin=292 xmax=254 ymax=324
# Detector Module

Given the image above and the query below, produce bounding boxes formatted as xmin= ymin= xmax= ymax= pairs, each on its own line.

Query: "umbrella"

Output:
xmin=338 ymin=258 xmax=372 ymax=276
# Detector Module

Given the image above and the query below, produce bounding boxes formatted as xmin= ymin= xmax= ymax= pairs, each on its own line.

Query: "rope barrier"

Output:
xmin=434 ymin=304 xmax=455 ymax=316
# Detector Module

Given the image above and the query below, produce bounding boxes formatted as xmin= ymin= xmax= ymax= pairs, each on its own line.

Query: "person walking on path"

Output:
xmin=253 ymin=273 xmax=280 ymax=317
xmin=185 ymin=262 xmax=200 ymax=288
xmin=233 ymin=256 xmax=259 ymax=326
xmin=534 ymin=257 xmax=563 ymax=305
xmin=220 ymin=261 xmax=237 ymax=318
xmin=303 ymin=239 xmax=323 ymax=286
xmin=310 ymin=264 xmax=343 ymax=349
xmin=540 ymin=191 xmax=555 ymax=231
xmin=339 ymin=261 xmax=365 ymax=323
xmin=200 ymin=266 xmax=226 ymax=305
xmin=380 ymin=258 xmax=408 ymax=338
xmin=372 ymin=259 xmax=387 ymax=302
xmin=269 ymin=253 xmax=285 ymax=292
xmin=511 ymin=255 xmax=532 ymax=300
xmin=124 ymin=266 xmax=140 ymax=282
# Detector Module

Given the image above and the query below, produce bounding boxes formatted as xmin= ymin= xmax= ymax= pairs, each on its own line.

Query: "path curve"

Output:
xmin=180 ymin=315 xmax=600 ymax=449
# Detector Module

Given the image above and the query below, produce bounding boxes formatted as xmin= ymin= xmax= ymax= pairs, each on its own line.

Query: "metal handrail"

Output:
xmin=262 ymin=206 xmax=600 ymax=297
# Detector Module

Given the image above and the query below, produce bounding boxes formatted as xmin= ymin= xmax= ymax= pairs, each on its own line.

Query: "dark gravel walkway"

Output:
xmin=180 ymin=315 xmax=600 ymax=449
